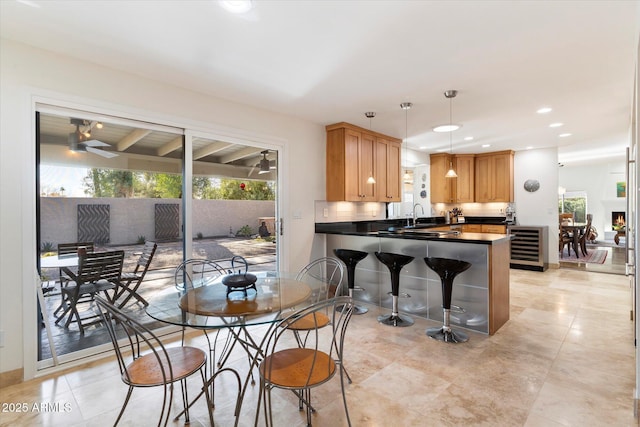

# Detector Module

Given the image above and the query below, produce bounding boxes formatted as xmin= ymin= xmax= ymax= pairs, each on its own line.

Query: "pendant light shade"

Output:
xmin=444 ymin=90 xmax=458 ymax=178
xmin=401 ymin=102 xmax=412 ymax=182
xmin=365 ymin=112 xmax=376 ymax=184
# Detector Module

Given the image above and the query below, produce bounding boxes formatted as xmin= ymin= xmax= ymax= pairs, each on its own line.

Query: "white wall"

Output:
xmin=0 ymin=39 xmax=326 ymax=377
xmin=514 ymin=148 xmax=559 ymax=265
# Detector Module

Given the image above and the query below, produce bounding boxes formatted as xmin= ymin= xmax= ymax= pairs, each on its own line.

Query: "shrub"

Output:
xmin=236 ymin=225 xmax=254 ymax=237
xmin=41 ymin=242 xmax=55 ymax=253
xmin=137 ymin=235 xmax=146 ymax=244
xmin=196 ymin=232 xmax=203 ymax=240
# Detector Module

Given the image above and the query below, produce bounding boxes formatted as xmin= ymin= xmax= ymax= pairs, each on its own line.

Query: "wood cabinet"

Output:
xmin=326 ymin=123 xmax=402 ymax=202
xmin=454 ymin=154 xmax=475 ymax=203
xmin=430 ymin=153 xmax=475 ymax=203
xmin=475 ymin=150 xmax=514 ymax=202
xmin=462 ymin=224 xmax=506 ymax=234
xmin=482 ymin=224 xmax=506 ymax=234
xmin=376 ymin=137 xmax=402 ymax=202
xmin=430 ymin=153 xmax=456 ymax=203
xmin=462 ymin=224 xmax=482 ymax=233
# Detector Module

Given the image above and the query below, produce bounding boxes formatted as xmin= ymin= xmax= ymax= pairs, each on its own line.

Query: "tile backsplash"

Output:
xmin=315 ymin=201 xmax=387 ymax=222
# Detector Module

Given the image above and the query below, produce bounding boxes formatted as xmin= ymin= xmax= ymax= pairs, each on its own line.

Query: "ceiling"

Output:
xmin=2 ymin=1 xmax=639 ymax=165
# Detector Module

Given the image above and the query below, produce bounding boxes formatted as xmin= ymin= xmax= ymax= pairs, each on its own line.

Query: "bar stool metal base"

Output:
xmin=337 ymin=289 xmax=368 ymax=314
xmin=426 ymin=326 xmax=468 ymax=343
xmin=378 ymin=313 xmax=414 ymax=327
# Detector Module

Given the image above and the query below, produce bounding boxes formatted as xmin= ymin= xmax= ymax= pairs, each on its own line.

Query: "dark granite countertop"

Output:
xmin=315 ymin=219 xmax=512 ymax=245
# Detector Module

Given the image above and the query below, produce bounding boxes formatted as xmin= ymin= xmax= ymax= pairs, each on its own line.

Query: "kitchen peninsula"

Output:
xmin=316 ymin=220 xmax=511 ymax=335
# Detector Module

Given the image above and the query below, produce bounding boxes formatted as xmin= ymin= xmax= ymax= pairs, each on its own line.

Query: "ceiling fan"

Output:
xmin=68 ymin=118 xmax=118 ymax=158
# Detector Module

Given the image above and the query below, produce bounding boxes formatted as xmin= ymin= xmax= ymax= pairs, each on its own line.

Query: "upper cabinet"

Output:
xmin=430 ymin=153 xmax=475 ymax=203
xmin=326 ymin=123 xmax=402 ymax=202
xmin=431 ymin=150 xmax=513 ymax=204
xmin=430 ymin=153 xmax=456 ymax=203
xmin=475 ymin=150 xmax=514 ymax=203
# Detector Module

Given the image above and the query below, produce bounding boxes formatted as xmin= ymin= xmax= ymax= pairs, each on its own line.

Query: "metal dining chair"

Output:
xmin=94 ymin=296 xmax=238 ymax=426
xmin=255 ymin=296 xmax=354 ymax=427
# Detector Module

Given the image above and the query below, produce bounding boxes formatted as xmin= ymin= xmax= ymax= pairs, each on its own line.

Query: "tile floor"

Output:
xmin=2 ymin=267 xmax=637 ymax=426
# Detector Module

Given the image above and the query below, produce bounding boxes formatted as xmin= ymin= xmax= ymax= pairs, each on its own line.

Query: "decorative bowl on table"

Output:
xmin=222 ymin=272 xmax=258 ymax=298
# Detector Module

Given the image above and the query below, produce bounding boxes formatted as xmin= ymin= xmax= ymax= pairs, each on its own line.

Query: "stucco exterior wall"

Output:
xmin=40 ymin=198 xmax=275 ymax=246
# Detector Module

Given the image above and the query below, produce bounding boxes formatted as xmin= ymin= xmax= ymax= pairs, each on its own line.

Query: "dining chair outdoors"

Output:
xmin=53 ymin=241 xmax=95 ymax=317
xmin=55 ymin=250 xmax=124 ymax=334
xmin=113 ymin=241 xmax=157 ymax=308
xmin=94 ymin=296 xmax=222 ymax=427
xmin=255 ymin=295 xmax=354 ymax=427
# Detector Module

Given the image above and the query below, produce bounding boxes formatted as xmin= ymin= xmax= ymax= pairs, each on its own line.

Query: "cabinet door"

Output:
xmin=463 ymin=224 xmax=482 ymax=233
xmin=375 ymin=138 xmax=388 ymax=201
xmin=343 ymin=129 xmax=361 ymax=201
xmin=430 ymin=153 xmax=455 ymax=203
xmin=482 ymin=224 xmax=506 ymax=234
xmin=455 ymin=154 xmax=475 ymax=203
xmin=474 ymin=155 xmax=491 ymax=202
xmin=491 ymin=153 xmax=513 ymax=202
xmin=358 ymin=132 xmax=377 ymax=201
xmin=385 ymin=140 xmax=401 ymax=202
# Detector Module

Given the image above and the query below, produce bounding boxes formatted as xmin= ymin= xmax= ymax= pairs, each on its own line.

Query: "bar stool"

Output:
xmin=333 ymin=249 xmax=369 ymax=315
xmin=424 ymin=257 xmax=472 ymax=343
xmin=375 ymin=252 xmax=415 ymax=327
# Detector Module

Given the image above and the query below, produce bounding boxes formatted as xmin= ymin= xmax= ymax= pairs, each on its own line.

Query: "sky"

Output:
xmin=40 ymin=165 xmax=88 ymax=197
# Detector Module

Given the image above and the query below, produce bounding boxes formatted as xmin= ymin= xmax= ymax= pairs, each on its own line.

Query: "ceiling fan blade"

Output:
xmin=83 ymin=139 xmax=109 ymax=147
xmin=85 ymin=146 xmax=119 ymax=158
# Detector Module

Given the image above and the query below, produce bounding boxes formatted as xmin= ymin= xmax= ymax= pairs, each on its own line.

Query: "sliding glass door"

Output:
xmin=35 ymin=105 xmax=279 ymax=367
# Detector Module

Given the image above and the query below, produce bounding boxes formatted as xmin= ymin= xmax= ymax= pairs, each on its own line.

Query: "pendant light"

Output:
xmin=400 ymin=102 xmax=412 ymax=182
xmin=365 ymin=112 xmax=376 ymax=184
xmin=444 ymin=90 xmax=458 ymax=178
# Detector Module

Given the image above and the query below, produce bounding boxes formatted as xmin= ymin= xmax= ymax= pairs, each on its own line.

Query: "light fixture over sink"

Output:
xmin=400 ymin=102 xmax=412 ymax=183
xmin=443 ymin=90 xmax=458 ymax=178
xmin=365 ymin=112 xmax=376 ymax=184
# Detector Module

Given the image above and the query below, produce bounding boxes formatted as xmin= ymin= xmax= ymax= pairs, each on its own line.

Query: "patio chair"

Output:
xmin=53 ymin=242 xmax=95 ymax=316
xmin=55 ymin=250 xmax=124 ymax=334
xmin=255 ymin=296 xmax=354 ymax=427
xmin=113 ymin=241 xmax=157 ymax=308
xmin=94 ymin=296 xmax=235 ymax=427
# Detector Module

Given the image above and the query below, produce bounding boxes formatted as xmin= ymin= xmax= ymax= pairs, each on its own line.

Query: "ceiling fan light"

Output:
xmin=258 ymin=150 xmax=270 ymax=174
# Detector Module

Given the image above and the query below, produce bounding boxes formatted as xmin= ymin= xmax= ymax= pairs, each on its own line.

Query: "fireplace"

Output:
xmin=612 ymin=211 xmax=626 ymax=230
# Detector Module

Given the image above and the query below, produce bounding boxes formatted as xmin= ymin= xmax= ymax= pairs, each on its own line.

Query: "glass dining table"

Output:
xmin=145 ymin=270 xmax=326 ymax=423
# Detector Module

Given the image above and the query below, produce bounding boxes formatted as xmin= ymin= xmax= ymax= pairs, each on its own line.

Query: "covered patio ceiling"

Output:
xmin=38 ymin=110 xmax=277 ymax=180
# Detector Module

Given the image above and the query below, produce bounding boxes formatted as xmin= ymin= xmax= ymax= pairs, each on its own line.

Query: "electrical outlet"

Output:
xmin=323 ymin=208 xmax=329 ymax=218
xmin=372 ymin=209 xmax=377 ymax=217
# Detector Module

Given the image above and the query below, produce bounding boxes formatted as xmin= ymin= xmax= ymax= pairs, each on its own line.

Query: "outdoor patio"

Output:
xmin=38 ymin=237 xmax=276 ymax=360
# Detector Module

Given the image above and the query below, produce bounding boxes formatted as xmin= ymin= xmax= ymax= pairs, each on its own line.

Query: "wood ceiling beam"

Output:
xmin=193 ymin=141 xmax=233 ymax=160
xmin=117 ymin=128 xmax=152 ymax=152
xmin=156 ymin=136 xmax=183 ymax=157
xmin=220 ymin=146 xmax=263 ymax=164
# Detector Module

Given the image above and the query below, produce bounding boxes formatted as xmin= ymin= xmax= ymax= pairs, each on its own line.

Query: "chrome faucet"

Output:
xmin=413 ymin=203 xmax=424 ymax=225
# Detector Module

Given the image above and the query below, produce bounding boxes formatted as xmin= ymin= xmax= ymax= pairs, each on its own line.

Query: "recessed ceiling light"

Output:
xmin=549 ymin=122 xmax=563 ymax=128
xmin=464 ymin=136 xmax=474 ymax=141
xmin=219 ymin=0 xmax=254 ymax=14
xmin=537 ymin=107 xmax=552 ymax=114
xmin=433 ymin=124 xmax=461 ymax=132
xmin=526 ymin=146 xmax=534 ymax=150
xmin=481 ymin=144 xmax=491 ymax=148
xmin=559 ymin=133 xmax=572 ymax=138
xmin=419 ymin=146 xmax=427 ymax=150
